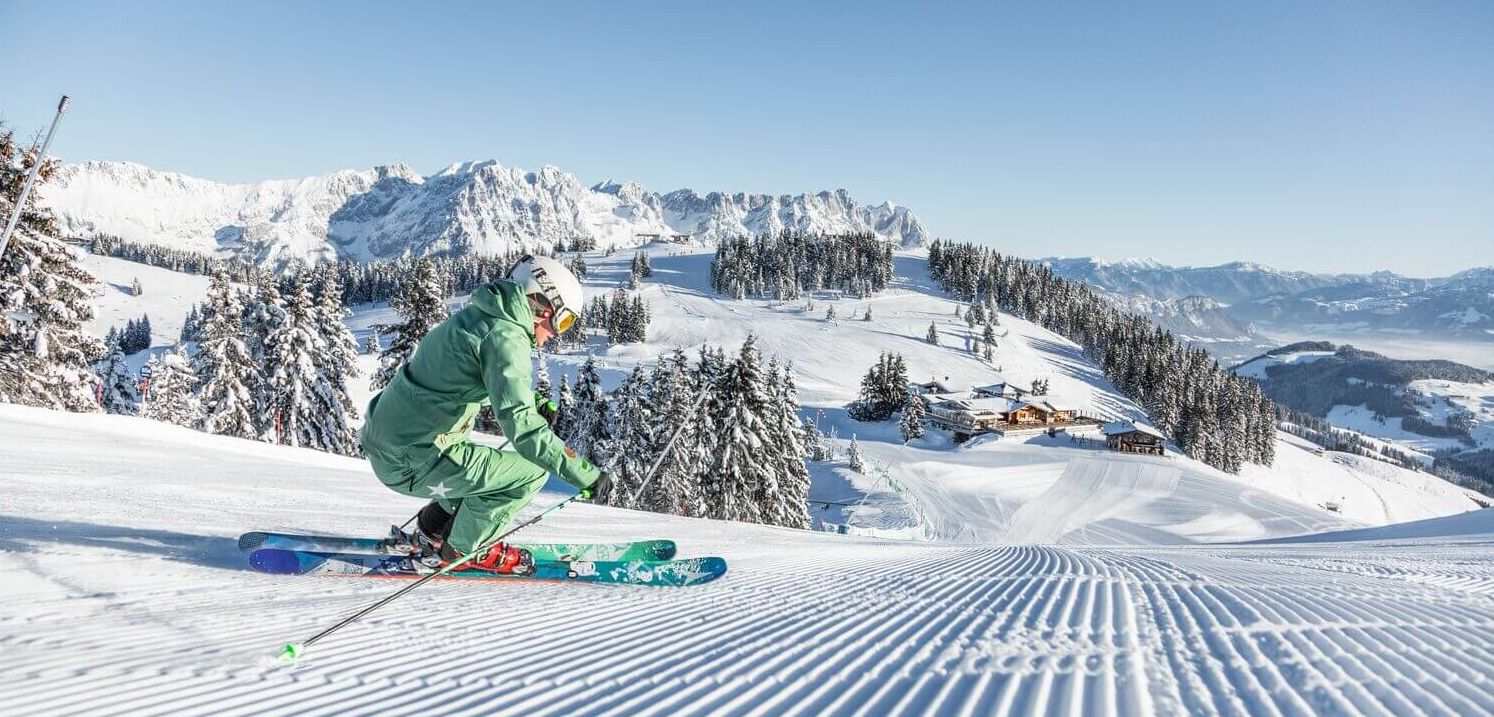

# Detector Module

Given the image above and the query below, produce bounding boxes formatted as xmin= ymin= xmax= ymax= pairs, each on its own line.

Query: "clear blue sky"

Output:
xmin=3 ymin=1 xmax=1490 ymax=276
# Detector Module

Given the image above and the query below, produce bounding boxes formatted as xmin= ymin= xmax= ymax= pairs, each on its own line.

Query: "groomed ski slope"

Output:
xmin=24 ymin=244 xmax=1486 ymax=715
xmin=4 ymin=404 xmax=1492 ymax=717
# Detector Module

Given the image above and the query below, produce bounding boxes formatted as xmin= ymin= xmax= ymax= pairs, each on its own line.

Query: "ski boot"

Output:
xmin=445 ymin=541 xmax=534 ymax=575
xmin=387 ymin=502 xmax=455 ymax=568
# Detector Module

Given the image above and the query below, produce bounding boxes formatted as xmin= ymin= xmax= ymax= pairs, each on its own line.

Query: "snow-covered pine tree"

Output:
xmin=265 ymin=276 xmax=359 ymax=454
xmin=702 ymin=335 xmax=773 ymax=524
xmin=639 ymin=350 xmax=702 ymax=516
xmin=534 ymin=354 xmax=552 ymax=397
xmin=370 ymin=258 xmax=447 ymax=391
xmin=567 ymin=253 xmax=587 ymax=279
xmin=565 ymin=355 xmax=611 ymax=468
xmin=96 ymin=345 xmax=140 ymax=415
xmin=243 ymin=272 xmax=285 ymax=436
xmin=826 ymin=305 xmax=836 ymax=322
xmin=554 ymin=373 xmax=575 ymax=439
xmin=926 ymin=322 xmax=939 ymax=345
xmin=314 ymin=274 xmax=361 ymax=424
xmin=899 ymin=388 xmax=926 ymax=442
xmin=601 ymin=366 xmax=655 ymax=508
xmin=847 ymin=434 xmax=865 ymax=474
xmin=761 ymin=359 xmax=810 ymax=528
xmin=130 ymin=277 xmax=143 ymax=296
xmin=363 ymin=333 xmax=380 ymax=355
xmin=194 ymin=272 xmax=259 ymax=438
xmin=142 ymin=346 xmax=199 ymax=427
xmin=0 ymin=125 xmax=102 ymax=410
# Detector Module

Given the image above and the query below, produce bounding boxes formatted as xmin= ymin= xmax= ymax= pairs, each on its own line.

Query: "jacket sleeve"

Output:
xmin=479 ymin=323 xmax=600 ymax=490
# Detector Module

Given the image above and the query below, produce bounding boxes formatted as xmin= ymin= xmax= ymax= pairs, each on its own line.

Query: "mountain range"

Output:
xmin=1040 ymin=257 xmax=1494 ymax=342
xmin=41 ymin=160 xmax=928 ymax=268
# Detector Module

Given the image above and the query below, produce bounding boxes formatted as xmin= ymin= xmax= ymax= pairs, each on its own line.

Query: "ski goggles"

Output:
xmin=551 ymin=306 xmax=578 ymax=334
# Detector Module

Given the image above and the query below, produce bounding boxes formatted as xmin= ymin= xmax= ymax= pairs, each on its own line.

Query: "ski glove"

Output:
xmin=534 ymin=391 xmax=559 ymax=430
xmin=580 ymin=473 xmax=613 ymax=502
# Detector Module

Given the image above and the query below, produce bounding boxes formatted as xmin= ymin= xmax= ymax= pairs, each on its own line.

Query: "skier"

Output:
xmin=361 ymin=255 xmax=610 ymax=574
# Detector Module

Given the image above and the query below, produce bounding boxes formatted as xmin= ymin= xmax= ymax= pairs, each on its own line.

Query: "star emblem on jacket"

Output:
xmin=426 ymin=481 xmax=452 ymax=499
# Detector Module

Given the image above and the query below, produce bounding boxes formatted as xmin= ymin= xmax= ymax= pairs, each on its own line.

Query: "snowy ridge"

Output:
xmin=41 ymin=160 xmax=929 ymax=268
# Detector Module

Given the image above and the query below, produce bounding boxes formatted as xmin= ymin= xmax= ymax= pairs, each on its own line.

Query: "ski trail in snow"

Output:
xmin=1003 ymin=457 xmax=1181 ymax=544
xmin=9 ymin=536 xmax=1493 ymax=716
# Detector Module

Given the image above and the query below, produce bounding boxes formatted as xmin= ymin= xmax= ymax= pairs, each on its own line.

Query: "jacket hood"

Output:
xmin=470 ymin=279 xmax=536 ymax=344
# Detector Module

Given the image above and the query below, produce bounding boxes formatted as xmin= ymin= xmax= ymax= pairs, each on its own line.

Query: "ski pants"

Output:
xmin=370 ymin=440 xmax=548 ymax=555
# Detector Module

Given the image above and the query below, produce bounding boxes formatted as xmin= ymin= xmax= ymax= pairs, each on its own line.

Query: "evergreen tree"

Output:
xmin=849 ymin=352 xmax=909 ymax=421
xmin=534 ymin=354 xmax=552 ymax=397
xmin=826 ymin=305 xmax=836 ymax=322
xmin=553 ymin=373 xmax=574 ymax=438
xmin=565 ymin=356 xmax=611 ymax=467
xmin=762 ymin=359 xmax=811 ymax=528
xmin=702 ymin=335 xmax=772 ymax=524
xmin=363 ymin=333 xmax=380 ymax=355
xmin=314 ymin=274 xmax=362 ymax=423
xmin=265 ymin=276 xmax=359 ymax=454
xmin=244 ymin=273 xmax=285 ymax=436
xmin=602 ymin=366 xmax=656 ymax=508
xmin=0 ymin=125 xmax=102 ymax=410
xmin=194 ymin=273 xmax=259 ymax=439
xmin=847 ymin=434 xmax=865 ymax=474
xmin=926 ymin=322 xmax=939 ymax=345
xmin=96 ymin=346 xmax=139 ymax=415
xmin=371 ymin=258 xmax=447 ymax=391
xmin=131 ymin=277 xmax=143 ymax=296
xmin=640 ymin=350 xmax=702 ymax=515
xmin=142 ymin=346 xmax=199 ymax=426
xmin=899 ymin=388 xmax=926 ymax=442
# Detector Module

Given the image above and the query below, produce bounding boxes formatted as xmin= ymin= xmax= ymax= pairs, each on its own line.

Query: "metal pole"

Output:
xmin=625 ymin=386 xmax=711 ymax=507
xmin=0 ymin=96 xmax=70 ymax=262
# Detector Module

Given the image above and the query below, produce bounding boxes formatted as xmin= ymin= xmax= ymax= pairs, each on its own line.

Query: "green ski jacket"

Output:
xmin=361 ymin=279 xmax=600 ymax=490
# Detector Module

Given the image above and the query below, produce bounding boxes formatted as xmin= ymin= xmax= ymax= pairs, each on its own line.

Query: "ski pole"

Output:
xmin=280 ymin=494 xmax=579 ymax=662
xmin=279 ymin=388 xmax=708 ymax=662
xmin=625 ymin=386 xmax=711 ymax=507
xmin=1 ymin=96 xmax=70 ymax=262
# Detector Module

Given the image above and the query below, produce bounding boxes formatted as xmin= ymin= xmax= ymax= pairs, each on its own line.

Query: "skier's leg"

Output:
xmin=415 ymin=441 xmax=549 ymax=555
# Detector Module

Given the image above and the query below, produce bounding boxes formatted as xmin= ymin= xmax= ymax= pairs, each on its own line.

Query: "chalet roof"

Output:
xmin=1013 ymin=400 xmax=1056 ymax=413
xmin=972 ymin=381 xmax=1018 ymax=395
xmin=930 ymin=396 xmax=1017 ymax=416
xmin=922 ymin=392 xmax=967 ymax=404
xmin=1040 ymin=399 xmax=1081 ymax=412
xmin=912 ymin=378 xmax=967 ymax=394
xmin=1102 ymin=421 xmax=1165 ymax=439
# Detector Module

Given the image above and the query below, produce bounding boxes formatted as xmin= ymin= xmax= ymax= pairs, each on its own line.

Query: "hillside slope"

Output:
xmin=5 ymin=404 xmax=1492 ymax=716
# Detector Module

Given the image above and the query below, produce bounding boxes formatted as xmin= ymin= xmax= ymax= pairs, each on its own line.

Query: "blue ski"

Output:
xmin=248 ymin=548 xmax=727 ymax=587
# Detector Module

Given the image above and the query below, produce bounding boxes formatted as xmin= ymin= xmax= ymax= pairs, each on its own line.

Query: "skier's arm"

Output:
xmin=479 ymin=324 xmax=600 ymax=490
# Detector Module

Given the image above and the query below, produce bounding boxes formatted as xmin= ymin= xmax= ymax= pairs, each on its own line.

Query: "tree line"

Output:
xmin=709 ymin=231 xmax=894 ymax=300
xmin=552 ymin=337 xmax=811 ymax=528
xmin=927 ymin=240 xmax=1276 ymax=473
xmin=96 ymin=270 xmax=364 ymax=455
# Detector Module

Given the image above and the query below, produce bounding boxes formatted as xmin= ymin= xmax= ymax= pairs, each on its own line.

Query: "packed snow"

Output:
xmin=5 ymin=404 xmax=1492 ymax=716
xmin=5 ymin=244 xmax=1490 ymax=715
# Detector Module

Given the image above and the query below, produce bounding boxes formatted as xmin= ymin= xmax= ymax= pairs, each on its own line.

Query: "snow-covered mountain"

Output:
xmin=1040 ymin=256 xmax=1494 ymax=345
xmin=1236 ymin=342 xmax=1494 ymax=487
xmin=41 ymin=160 xmax=929 ymax=268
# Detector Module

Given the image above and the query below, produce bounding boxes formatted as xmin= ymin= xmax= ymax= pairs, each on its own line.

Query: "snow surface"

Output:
xmin=10 ymin=245 xmax=1490 ymax=715
xmin=5 ymin=405 xmax=1492 ymax=716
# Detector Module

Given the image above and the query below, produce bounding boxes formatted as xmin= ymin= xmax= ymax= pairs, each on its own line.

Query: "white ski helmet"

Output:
xmin=508 ymin=254 xmax=583 ymax=333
